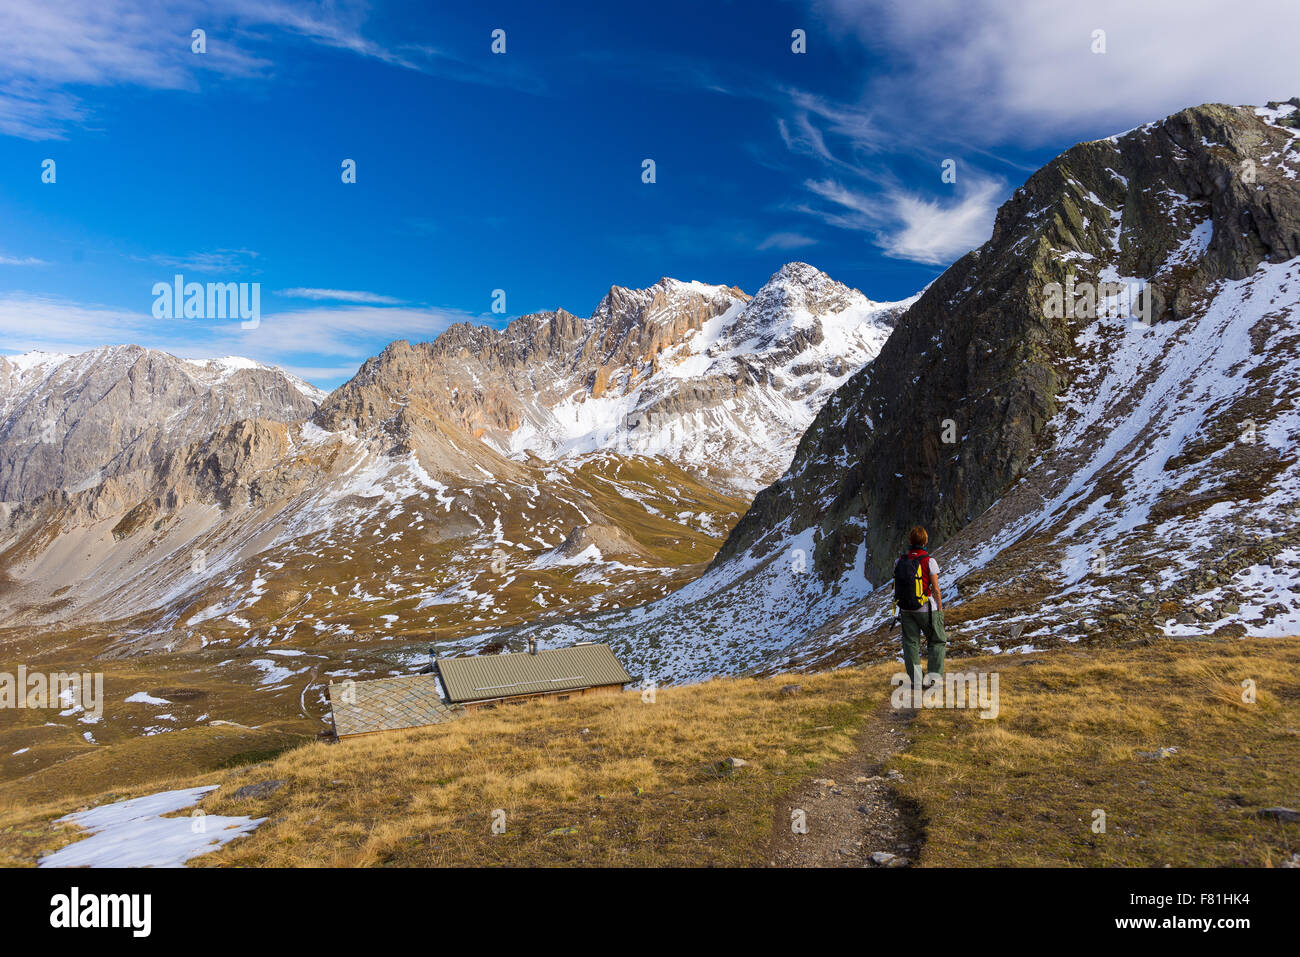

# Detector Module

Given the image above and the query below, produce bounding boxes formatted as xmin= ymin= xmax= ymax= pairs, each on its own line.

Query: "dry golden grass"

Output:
xmin=1 ymin=724 xmax=306 ymax=807
xmin=891 ymin=637 xmax=1300 ymax=866
xmin=201 ymin=667 xmax=882 ymax=867
xmin=0 ymin=646 xmax=320 ymax=797
xmin=3 ymin=636 xmax=1297 ymax=867
xmin=0 ymin=665 xmax=887 ymax=867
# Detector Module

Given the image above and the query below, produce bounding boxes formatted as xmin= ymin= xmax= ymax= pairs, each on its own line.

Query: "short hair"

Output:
xmin=908 ymin=525 xmax=929 ymax=548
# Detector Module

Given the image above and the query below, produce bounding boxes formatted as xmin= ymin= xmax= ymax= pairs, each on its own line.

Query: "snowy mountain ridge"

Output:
xmin=316 ymin=262 xmax=915 ymax=491
xmin=0 ymin=262 xmax=911 ymax=659
xmin=499 ymin=262 xmax=916 ymax=485
xmin=501 ymin=99 xmax=1300 ymax=683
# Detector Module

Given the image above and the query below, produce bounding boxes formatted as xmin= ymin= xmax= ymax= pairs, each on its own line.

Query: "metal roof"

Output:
xmin=436 ymin=644 xmax=633 ymax=703
xmin=328 ymin=674 xmax=462 ymax=738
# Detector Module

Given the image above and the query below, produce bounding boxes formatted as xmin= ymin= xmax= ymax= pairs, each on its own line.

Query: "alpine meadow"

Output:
xmin=0 ymin=0 xmax=1295 ymax=941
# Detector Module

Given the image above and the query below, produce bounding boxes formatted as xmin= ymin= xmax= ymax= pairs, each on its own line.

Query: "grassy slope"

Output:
xmin=0 ymin=452 xmax=752 ymax=787
xmin=1 ymin=637 xmax=1296 ymax=867
xmin=897 ymin=637 xmax=1300 ymax=866
xmin=0 ymin=638 xmax=322 ymax=790
xmin=69 ymin=451 xmax=750 ymax=649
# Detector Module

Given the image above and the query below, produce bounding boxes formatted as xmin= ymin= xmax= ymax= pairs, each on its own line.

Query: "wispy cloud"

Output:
xmin=0 ymin=295 xmax=155 ymax=355
xmin=771 ymin=0 xmax=1299 ymax=266
xmin=875 ymin=180 xmax=1002 ymax=264
xmin=574 ymin=49 xmax=742 ymax=99
xmin=137 ymin=248 xmax=261 ymax=273
xmin=0 ymin=0 xmax=540 ymax=141
xmin=777 ymin=85 xmax=1005 ymax=266
xmin=757 ymin=232 xmax=818 ymax=252
xmin=0 ymin=0 xmax=268 ymax=138
xmin=276 ymin=288 xmax=405 ymax=305
xmin=614 ymin=218 xmax=819 ymax=268
xmin=238 ymin=303 xmax=470 ymax=363
xmin=223 ymin=0 xmax=433 ymax=71
xmin=0 ymin=254 xmax=48 ymax=266
xmin=0 ymin=85 xmax=89 ymax=141
xmin=778 ymin=90 xmax=886 ymax=167
xmin=802 ymin=176 xmax=1002 ymax=265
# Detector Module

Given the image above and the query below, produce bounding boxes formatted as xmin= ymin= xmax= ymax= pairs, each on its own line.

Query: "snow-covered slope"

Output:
xmin=0 ymin=261 xmax=909 ymax=649
xmin=500 ymin=99 xmax=1300 ymax=682
xmin=507 ymin=265 xmax=912 ymax=488
xmin=181 ymin=356 xmax=327 ymax=403
xmin=504 ymin=264 xmax=912 ymax=485
xmin=786 ymin=253 xmax=1300 ymax=671
xmin=318 ymin=263 xmax=914 ymax=491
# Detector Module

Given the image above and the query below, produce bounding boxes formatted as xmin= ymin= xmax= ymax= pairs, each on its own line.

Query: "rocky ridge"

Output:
xmin=502 ymin=99 xmax=1300 ymax=682
xmin=0 ymin=346 xmax=323 ymax=505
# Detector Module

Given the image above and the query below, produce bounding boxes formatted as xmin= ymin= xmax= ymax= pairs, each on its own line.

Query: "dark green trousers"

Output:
xmin=900 ymin=607 xmax=947 ymax=679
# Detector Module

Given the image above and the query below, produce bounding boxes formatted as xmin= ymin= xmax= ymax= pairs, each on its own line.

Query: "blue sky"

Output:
xmin=1 ymin=0 xmax=1295 ymax=388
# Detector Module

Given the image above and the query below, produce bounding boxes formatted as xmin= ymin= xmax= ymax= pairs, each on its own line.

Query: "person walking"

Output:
xmin=893 ymin=525 xmax=947 ymax=685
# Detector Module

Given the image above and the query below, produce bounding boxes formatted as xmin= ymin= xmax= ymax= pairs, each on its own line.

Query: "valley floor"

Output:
xmin=2 ymin=636 xmax=1297 ymax=868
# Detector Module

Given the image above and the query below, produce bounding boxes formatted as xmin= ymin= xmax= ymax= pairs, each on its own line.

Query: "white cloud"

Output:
xmin=273 ymin=363 xmax=369 ymax=384
xmin=0 ymin=85 xmax=88 ymax=141
xmin=778 ymin=0 xmax=1299 ymax=263
xmin=0 ymin=0 xmax=445 ymax=140
xmin=0 ymin=296 xmax=150 ymax=354
xmin=0 ymin=293 xmax=476 ymax=388
xmin=756 ymin=232 xmax=818 ymax=252
xmin=877 ymin=179 xmax=1002 ymax=264
xmin=804 ymin=180 xmax=875 ymax=222
xmin=812 ymin=0 xmax=1300 ymax=142
xmin=240 ymin=304 xmax=468 ymax=359
xmin=779 ymin=90 xmax=886 ymax=163
xmin=221 ymin=0 xmax=452 ymax=72
xmin=277 ymin=288 xmax=405 ymax=305
xmin=140 ymin=248 xmax=260 ymax=273
xmin=773 ymin=75 xmax=1006 ymax=265
xmin=0 ymin=1 xmax=266 ymax=138
xmin=0 ymin=255 xmax=47 ymax=266
xmin=803 ymin=176 xmax=1002 ymax=265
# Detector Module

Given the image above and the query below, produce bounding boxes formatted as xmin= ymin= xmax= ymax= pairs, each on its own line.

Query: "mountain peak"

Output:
xmin=770 ymin=260 xmax=824 ymax=281
xmin=0 ymin=346 xmax=323 ymax=503
xmin=592 ymin=276 xmax=743 ymax=323
xmin=493 ymin=100 xmax=1300 ymax=686
xmin=313 ymin=262 xmax=917 ymax=487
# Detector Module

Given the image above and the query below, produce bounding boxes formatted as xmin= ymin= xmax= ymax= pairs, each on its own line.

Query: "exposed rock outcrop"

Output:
xmin=315 ymin=266 xmax=912 ymax=489
xmin=506 ymin=99 xmax=1300 ymax=683
xmin=720 ymin=100 xmax=1300 ymax=584
xmin=0 ymin=347 xmax=322 ymax=503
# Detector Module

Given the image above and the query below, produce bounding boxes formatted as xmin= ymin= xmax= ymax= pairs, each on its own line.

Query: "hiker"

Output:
xmin=893 ymin=525 xmax=947 ymax=686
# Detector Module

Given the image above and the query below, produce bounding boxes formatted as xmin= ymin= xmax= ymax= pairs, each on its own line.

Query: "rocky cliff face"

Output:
xmin=314 ymin=280 xmax=747 ymax=441
xmin=723 ymin=99 xmax=1300 ymax=584
xmin=507 ymin=99 xmax=1300 ymax=683
xmin=0 ymin=346 xmax=323 ymax=504
xmin=316 ymin=265 xmax=912 ymax=489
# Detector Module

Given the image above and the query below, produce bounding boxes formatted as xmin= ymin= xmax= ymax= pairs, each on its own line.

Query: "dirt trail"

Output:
xmin=768 ymin=698 xmax=923 ymax=867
